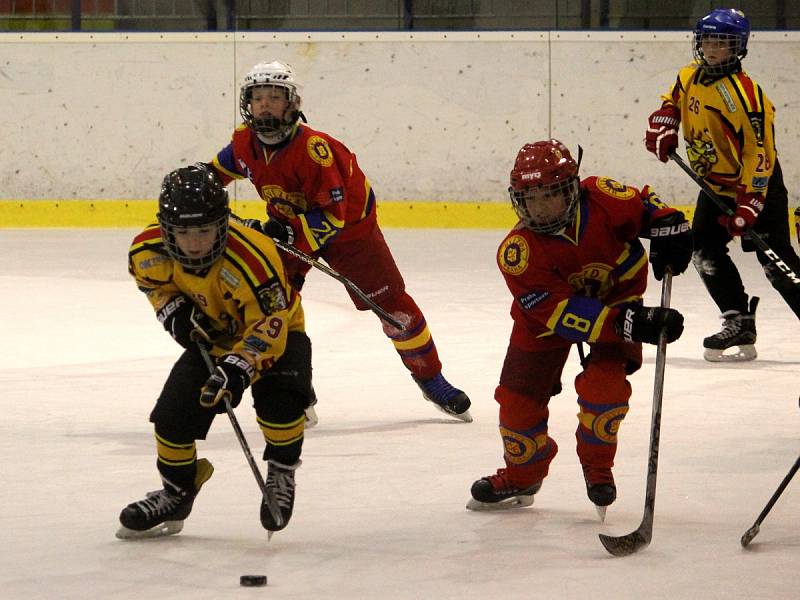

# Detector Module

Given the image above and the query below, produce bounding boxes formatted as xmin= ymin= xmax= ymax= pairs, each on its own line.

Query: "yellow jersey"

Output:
xmin=128 ymin=220 xmax=305 ymax=376
xmin=663 ymin=63 xmax=777 ymax=198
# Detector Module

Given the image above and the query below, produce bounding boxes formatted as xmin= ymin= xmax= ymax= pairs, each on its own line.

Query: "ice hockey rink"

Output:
xmin=1 ymin=227 xmax=797 ymax=600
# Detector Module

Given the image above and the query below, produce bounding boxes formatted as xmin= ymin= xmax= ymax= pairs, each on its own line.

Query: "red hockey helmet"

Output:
xmin=509 ymin=139 xmax=580 ymax=234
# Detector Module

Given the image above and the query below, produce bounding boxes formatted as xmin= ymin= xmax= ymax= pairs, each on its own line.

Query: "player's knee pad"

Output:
xmin=498 ymin=345 xmax=568 ymax=400
xmin=575 ymin=357 xmax=631 ymax=404
xmin=255 ymin=331 xmax=312 ymax=404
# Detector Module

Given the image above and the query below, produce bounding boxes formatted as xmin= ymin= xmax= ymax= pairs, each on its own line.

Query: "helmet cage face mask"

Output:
xmin=693 ymin=9 xmax=749 ymax=77
xmin=158 ymin=167 xmax=230 ymax=270
xmin=509 ymin=177 xmax=580 ymax=235
xmin=239 ymin=62 xmax=302 ymax=143
xmin=161 ymin=214 xmax=228 ymax=271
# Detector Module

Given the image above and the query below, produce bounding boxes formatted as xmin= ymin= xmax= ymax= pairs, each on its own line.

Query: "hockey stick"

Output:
xmin=740 ymin=454 xmax=800 ymax=547
xmin=599 ymin=271 xmax=673 ymax=556
xmin=196 ymin=343 xmax=284 ymax=538
xmin=669 ymin=152 xmax=800 ymax=290
xmin=229 ymin=214 xmax=406 ymax=331
xmin=271 ymin=238 xmax=407 ymax=331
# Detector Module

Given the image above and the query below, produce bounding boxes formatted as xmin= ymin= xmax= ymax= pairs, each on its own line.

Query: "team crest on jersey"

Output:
xmin=568 ymin=262 xmax=614 ymax=299
xmin=307 ymin=136 xmax=334 ymax=167
xmin=596 ymin=177 xmax=635 ymax=200
xmin=500 ymin=427 xmax=542 ymax=465
xmin=686 ymin=138 xmax=718 ymax=177
xmin=260 ymin=185 xmax=306 ymax=219
xmin=499 ymin=235 xmax=530 ymax=276
xmin=257 ymin=280 xmax=288 ymax=314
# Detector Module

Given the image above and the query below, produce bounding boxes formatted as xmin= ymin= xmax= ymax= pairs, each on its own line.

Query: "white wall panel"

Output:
xmin=0 ymin=31 xmax=796 ymax=204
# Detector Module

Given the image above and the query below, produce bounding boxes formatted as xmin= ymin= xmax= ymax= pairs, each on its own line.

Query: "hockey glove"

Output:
xmin=262 ymin=218 xmax=295 ymax=245
xmin=718 ymin=187 xmax=764 ymax=236
xmin=240 ymin=218 xmax=295 ymax=245
xmin=649 ymin=211 xmax=692 ymax=280
xmin=156 ymin=296 xmax=213 ymax=349
xmin=616 ymin=304 xmax=684 ymax=345
xmin=645 ymin=104 xmax=680 ymax=163
xmin=199 ymin=354 xmax=254 ymax=413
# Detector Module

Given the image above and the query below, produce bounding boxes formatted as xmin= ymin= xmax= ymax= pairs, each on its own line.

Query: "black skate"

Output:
xmin=413 ymin=373 xmax=473 ymax=422
xmin=583 ymin=465 xmax=616 ymax=522
xmin=116 ymin=458 xmax=214 ymax=540
xmin=466 ymin=468 xmax=542 ymax=511
xmin=260 ymin=459 xmax=300 ymax=532
xmin=703 ymin=297 xmax=758 ymax=362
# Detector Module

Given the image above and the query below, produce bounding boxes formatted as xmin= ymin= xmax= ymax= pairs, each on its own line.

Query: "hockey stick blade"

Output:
xmin=739 ymin=455 xmax=800 ymax=548
xmin=599 ymin=528 xmax=651 ymax=557
xmin=598 ymin=273 xmax=672 ymax=557
xmin=740 ymin=524 xmax=759 ymax=548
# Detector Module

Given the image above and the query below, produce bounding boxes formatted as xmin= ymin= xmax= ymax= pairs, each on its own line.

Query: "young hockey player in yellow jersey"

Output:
xmin=645 ymin=8 xmax=800 ymax=361
xmin=117 ymin=164 xmax=311 ymax=539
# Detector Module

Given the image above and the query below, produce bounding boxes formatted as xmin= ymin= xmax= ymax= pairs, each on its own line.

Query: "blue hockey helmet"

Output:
xmin=693 ymin=9 xmax=750 ymax=76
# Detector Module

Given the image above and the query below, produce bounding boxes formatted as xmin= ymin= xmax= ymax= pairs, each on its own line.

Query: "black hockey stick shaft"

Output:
xmin=740 ymin=454 xmax=800 ymax=547
xmin=230 ymin=213 xmax=406 ymax=330
xmin=599 ymin=271 xmax=672 ymax=556
xmin=197 ymin=343 xmax=284 ymax=533
xmin=669 ymin=152 xmax=800 ymax=290
xmin=272 ymin=238 xmax=406 ymax=331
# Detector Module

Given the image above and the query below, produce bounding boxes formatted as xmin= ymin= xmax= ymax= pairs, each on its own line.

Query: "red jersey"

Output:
xmin=498 ymin=176 xmax=676 ymax=352
xmin=211 ymin=123 xmax=376 ymax=255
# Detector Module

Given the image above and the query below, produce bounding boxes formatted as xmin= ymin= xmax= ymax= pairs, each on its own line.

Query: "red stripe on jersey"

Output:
xmin=132 ymin=225 xmax=161 ymax=246
xmin=733 ymin=73 xmax=759 ymax=112
xmin=226 ymin=234 xmax=270 ymax=282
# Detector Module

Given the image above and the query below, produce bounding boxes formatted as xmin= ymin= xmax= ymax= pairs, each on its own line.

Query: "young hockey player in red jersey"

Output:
xmin=645 ymin=8 xmax=800 ymax=361
xmin=118 ymin=164 xmax=310 ymax=539
xmin=207 ymin=60 xmax=471 ymax=421
xmin=467 ymin=140 xmax=690 ymax=513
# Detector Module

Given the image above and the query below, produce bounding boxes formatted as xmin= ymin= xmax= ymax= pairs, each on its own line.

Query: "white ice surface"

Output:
xmin=0 ymin=229 xmax=797 ymax=600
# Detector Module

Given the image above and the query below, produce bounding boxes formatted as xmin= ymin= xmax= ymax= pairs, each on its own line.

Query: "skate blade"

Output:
xmin=466 ymin=494 xmax=535 ymax=511
xmin=703 ymin=345 xmax=757 ymax=362
xmin=304 ymin=405 xmax=319 ymax=428
xmin=430 ymin=402 xmax=473 ymax=423
xmin=115 ymin=520 xmax=184 ymax=540
xmin=595 ymin=504 xmax=607 ymax=523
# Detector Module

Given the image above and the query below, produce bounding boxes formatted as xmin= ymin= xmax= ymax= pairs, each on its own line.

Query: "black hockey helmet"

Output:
xmin=157 ymin=163 xmax=230 ymax=270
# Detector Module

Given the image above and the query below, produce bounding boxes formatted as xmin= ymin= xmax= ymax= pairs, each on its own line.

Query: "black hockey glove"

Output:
xmin=241 ymin=217 xmax=295 ymax=245
xmin=616 ymin=304 xmax=684 ymax=345
xmin=156 ymin=296 xmax=213 ymax=349
xmin=648 ymin=212 xmax=692 ymax=281
xmin=261 ymin=218 xmax=295 ymax=245
xmin=199 ymin=354 xmax=254 ymax=413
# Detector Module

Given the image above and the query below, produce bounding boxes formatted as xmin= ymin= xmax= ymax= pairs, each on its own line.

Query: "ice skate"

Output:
xmin=466 ymin=468 xmax=542 ymax=511
xmin=116 ymin=458 xmax=214 ymax=540
xmin=304 ymin=385 xmax=319 ymax=429
xmin=260 ymin=459 xmax=300 ymax=532
xmin=582 ymin=465 xmax=616 ymax=522
xmin=413 ymin=373 xmax=473 ymax=422
xmin=703 ymin=297 xmax=758 ymax=362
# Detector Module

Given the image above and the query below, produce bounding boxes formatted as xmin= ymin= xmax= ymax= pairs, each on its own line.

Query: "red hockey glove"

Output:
xmin=645 ymin=105 xmax=680 ymax=163
xmin=719 ymin=188 xmax=764 ymax=236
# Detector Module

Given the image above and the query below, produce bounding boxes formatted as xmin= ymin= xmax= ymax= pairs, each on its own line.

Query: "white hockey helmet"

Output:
xmin=239 ymin=61 xmax=303 ymax=144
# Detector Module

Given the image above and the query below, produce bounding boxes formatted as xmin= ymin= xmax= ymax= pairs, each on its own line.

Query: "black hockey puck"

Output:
xmin=240 ymin=575 xmax=267 ymax=587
